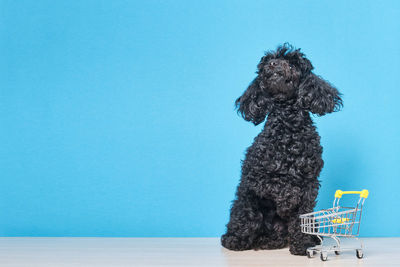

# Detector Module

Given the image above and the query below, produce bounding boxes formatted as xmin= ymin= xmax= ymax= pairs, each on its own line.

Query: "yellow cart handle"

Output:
xmin=335 ymin=189 xmax=369 ymax=199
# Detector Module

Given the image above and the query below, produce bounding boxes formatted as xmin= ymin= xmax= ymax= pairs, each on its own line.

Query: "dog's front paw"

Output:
xmin=289 ymin=235 xmax=320 ymax=256
xmin=221 ymin=234 xmax=251 ymax=251
xmin=289 ymin=244 xmax=308 ymax=255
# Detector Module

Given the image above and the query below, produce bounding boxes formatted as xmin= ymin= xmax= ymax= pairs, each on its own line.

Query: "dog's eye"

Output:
xmin=289 ymin=65 xmax=293 ymax=69
xmin=270 ymin=61 xmax=276 ymax=66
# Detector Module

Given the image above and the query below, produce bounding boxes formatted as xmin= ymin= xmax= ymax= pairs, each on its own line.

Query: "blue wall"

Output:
xmin=1 ymin=0 xmax=399 ymax=237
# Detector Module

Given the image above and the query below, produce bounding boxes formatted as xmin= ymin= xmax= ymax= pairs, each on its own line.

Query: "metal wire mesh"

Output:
xmin=300 ymin=206 xmax=362 ymax=237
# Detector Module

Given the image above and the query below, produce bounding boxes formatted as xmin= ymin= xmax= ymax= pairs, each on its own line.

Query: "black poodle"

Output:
xmin=221 ymin=44 xmax=342 ymax=255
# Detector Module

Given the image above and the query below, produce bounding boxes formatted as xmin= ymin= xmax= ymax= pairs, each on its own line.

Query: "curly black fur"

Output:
xmin=221 ymin=44 xmax=342 ymax=255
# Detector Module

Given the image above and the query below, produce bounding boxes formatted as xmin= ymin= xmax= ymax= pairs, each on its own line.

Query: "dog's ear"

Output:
xmin=235 ymin=78 xmax=273 ymax=125
xmin=297 ymin=73 xmax=342 ymax=116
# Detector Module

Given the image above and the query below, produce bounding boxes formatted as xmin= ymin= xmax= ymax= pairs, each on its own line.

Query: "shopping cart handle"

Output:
xmin=335 ymin=189 xmax=369 ymax=199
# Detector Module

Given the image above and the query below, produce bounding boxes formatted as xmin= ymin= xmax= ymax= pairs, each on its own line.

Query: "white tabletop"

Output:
xmin=0 ymin=237 xmax=399 ymax=266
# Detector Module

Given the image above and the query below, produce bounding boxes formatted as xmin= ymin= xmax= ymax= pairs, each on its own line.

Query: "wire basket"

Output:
xmin=300 ymin=189 xmax=369 ymax=261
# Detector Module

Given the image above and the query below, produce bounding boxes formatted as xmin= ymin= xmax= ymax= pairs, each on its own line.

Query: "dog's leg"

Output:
xmin=274 ymin=185 xmax=302 ymax=219
xmin=255 ymin=215 xmax=288 ymax=249
xmin=287 ymin=188 xmax=320 ymax=255
xmin=221 ymin=193 xmax=263 ymax=251
xmin=287 ymin=213 xmax=320 ymax=255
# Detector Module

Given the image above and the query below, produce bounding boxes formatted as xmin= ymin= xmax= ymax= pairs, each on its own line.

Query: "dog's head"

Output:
xmin=235 ymin=43 xmax=342 ymax=125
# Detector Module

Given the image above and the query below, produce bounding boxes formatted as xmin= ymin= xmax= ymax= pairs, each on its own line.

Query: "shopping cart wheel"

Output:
xmin=334 ymin=250 xmax=340 ymax=255
xmin=320 ymin=251 xmax=328 ymax=261
xmin=356 ymin=249 xmax=363 ymax=259
xmin=307 ymin=250 xmax=315 ymax=258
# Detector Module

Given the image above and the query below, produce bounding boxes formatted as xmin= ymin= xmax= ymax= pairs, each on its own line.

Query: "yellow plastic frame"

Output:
xmin=334 ymin=189 xmax=369 ymax=199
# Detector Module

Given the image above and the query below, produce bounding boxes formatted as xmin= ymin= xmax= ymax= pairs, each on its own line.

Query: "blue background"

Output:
xmin=1 ymin=0 xmax=399 ymax=237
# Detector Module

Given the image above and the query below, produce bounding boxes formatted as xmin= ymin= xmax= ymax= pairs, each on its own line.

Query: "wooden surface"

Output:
xmin=0 ymin=237 xmax=399 ymax=266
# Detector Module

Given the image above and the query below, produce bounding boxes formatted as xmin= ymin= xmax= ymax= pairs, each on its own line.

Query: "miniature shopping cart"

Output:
xmin=300 ymin=189 xmax=369 ymax=261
